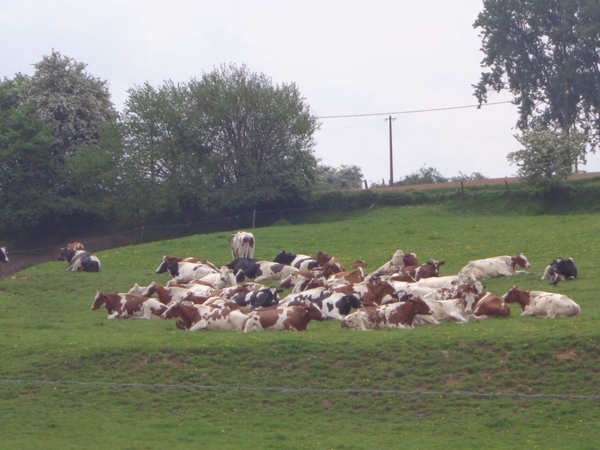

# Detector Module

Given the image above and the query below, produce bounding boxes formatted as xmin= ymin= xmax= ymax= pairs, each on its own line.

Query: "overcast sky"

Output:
xmin=3 ymin=0 xmax=599 ymax=185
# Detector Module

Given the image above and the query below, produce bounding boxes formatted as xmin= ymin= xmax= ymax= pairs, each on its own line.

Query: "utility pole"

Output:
xmin=385 ymin=115 xmax=396 ymax=185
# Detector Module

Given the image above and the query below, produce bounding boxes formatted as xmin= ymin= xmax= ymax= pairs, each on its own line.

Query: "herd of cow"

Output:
xmin=78 ymin=231 xmax=587 ymax=331
xmin=0 ymin=233 xmax=582 ymax=332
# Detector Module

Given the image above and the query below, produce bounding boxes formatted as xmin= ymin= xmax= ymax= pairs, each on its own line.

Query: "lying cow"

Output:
xmin=162 ymin=300 xmax=247 ymax=331
xmin=341 ymin=295 xmax=433 ymax=330
xmin=243 ymin=299 xmax=326 ymax=332
xmin=91 ymin=291 xmax=166 ymax=319
xmin=230 ymin=287 xmax=281 ymax=312
xmin=371 ymin=249 xmax=418 ymax=276
xmin=58 ymin=247 xmax=101 ymax=272
xmin=503 ymin=286 xmax=581 ymax=318
xmin=0 ymin=246 xmax=8 ymax=263
xmin=227 ymin=258 xmax=298 ymax=282
xmin=540 ymin=257 xmax=578 ymax=285
xmin=273 ymin=250 xmax=319 ymax=271
xmin=458 ymin=253 xmax=530 ymax=281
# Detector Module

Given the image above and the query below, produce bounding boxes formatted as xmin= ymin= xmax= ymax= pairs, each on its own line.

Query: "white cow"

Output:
xmin=413 ymin=298 xmax=469 ymax=325
xmin=196 ymin=266 xmax=237 ymax=289
xmin=503 ymin=286 xmax=581 ymax=318
xmin=458 ymin=253 xmax=531 ymax=281
xmin=230 ymin=231 xmax=255 ymax=259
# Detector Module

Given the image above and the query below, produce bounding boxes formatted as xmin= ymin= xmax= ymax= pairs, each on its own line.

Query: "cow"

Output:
xmin=327 ymin=266 xmax=366 ymax=286
xmin=0 ymin=247 xmax=8 ymax=263
xmin=333 ymin=277 xmax=399 ymax=306
xmin=503 ymin=286 xmax=581 ymax=318
xmin=227 ymin=258 xmax=298 ymax=282
xmin=390 ymin=260 xmax=445 ymax=282
xmin=158 ymin=259 xmax=218 ymax=284
xmin=540 ymin=258 xmax=578 ymax=285
xmin=66 ymin=241 xmax=85 ymax=251
xmin=154 ymin=255 xmax=218 ymax=275
xmin=468 ymin=292 xmax=511 ymax=320
xmin=230 ymin=231 xmax=255 ymax=259
xmin=273 ymin=250 xmax=319 ymax=271
xmin=341 ymin=295 xmax=433 ymax=330
xmin=141 ymin=281 xmax=217 ymax=305
xmin=162 ymin=300 xmax=248 ymax=331
xmin=58 ymin=248 xmax=101 ymax=272
xmin=413 ymin=298 xmax=470 ymax=325
xmin=281 ymin=288 xmax=362 ymax=320
xmin=458 ymin=253 xmax=531 ymax=281
xmin=195 ymin=266 xmax=237 ymax=289
xmin=315 ymin=251 xmax=346 ymax=277
xmin=230 ymin=287 xmax=281 ymax=312
xmin=243 ymin=299 xmax=327 ymax=332
xmin=371 ymin=249 xmax=419 ymax=276
xmin=90 ymin=291 xmax=167 ymax=319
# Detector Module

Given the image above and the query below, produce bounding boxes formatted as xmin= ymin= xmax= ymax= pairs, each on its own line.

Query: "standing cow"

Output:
xmin=230 ymin=231 xmax=255 ymax=259
xmin=0 ymin=247 xmax=8 ymax=263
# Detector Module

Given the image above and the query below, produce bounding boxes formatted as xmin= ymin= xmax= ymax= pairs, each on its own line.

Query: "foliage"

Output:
xmin=314 ymin=164 xmax=363 ymax=190
xmin=474 ymin=0 xmax=600 ymax=154
xmin=0 ymin=78 xmax=66 ymax=242
xmin=16 ymin=50 xmax=117 ymax=158
xmin=1 ymin=207 xmax=600 ymax=448
xmin=189 ymin=63 xmax=320 ymax=209
xmin=508 ymin=128 xmax=586 ymax=188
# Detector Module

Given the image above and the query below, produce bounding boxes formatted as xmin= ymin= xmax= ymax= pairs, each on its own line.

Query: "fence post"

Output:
xmin=252 ymin=210 xmax=256 ymax=229
xmin=140 ymin=226 xmax=144 ymax=244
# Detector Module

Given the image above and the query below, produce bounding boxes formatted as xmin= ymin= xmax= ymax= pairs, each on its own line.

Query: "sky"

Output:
xmin=3 ymin=0 xmax=600 ymax=186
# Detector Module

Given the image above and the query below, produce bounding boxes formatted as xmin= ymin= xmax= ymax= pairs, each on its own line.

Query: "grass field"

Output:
xmin=1 ymin=204 xmax=599 ymax=449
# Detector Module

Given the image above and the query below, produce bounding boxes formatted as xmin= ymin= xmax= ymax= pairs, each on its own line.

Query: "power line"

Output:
xmin=316 ymin=100 xmax=513 ymax=120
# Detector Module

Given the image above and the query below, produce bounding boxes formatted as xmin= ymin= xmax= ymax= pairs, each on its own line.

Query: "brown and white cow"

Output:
xmin=333 ymin=277 xmax=399 ymax=306
xmin=458 ymin=253 xmax=531 ymax=281
xmin=90 ymin=291 xmax=167 ymax=319
xmin=162 ymin=300 xmax=247 ymax=331
xmin=341 ymin=295 xmax=433 ymax=330
xmin=371 ymin=250 xmax=419 ymax=276
xmin=66 ymin=241 xmax=85 ymax=251
xmin=141 ymin=281 xmax=217 ymax=305
xmin=230 ymin=231 xmax=255 ymax=259
xmin=503 ymin=286 xmax=581 ymax=318
xmin=390 ymin=260 xmax=445 ymax=282
xmin=243 ymin=299 xmax=326 ymax=332
xmin=467 ymin=292 xmax=511 ymax=320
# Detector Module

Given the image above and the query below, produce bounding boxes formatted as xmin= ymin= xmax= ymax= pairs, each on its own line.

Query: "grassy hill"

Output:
xmin=1 ymin=202 xmax=599 ymax=449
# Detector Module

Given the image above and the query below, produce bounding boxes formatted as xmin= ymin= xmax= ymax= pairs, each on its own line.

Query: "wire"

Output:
xmin=316 ymin=100 xmax=513 ymax=120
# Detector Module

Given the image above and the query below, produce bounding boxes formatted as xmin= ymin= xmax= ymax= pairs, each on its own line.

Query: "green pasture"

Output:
xmin=1 ymin=204 xmax=599 ymax=449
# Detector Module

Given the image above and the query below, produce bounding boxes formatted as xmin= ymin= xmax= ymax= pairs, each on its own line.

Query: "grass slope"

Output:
xmin=1 ymin=205 xmax=599 ymax=449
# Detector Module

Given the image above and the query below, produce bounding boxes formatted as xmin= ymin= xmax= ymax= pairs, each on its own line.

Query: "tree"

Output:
xmin=17 ymin=50 xmax=117 ymax=159
xmin=399 ymin=166 xmax=448 ymax=185
xmin=508 ymin=128 xmax=585 ymax=188
xmin=190 ymin=64 xmax=319 ymax=208
xmin=0 ymin=78 xmax=62 ymax=242
xmin=120 ymin=81 xmax=212 ymax=218
xmin=315 ymin=165 xmax=364 ymax=190
xmin=473 ymin=0 xmax=600 ymax=157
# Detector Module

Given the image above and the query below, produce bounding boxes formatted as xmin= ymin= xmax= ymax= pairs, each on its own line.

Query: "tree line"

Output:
xmin=0 ymin=52 xmax=362 ymax=246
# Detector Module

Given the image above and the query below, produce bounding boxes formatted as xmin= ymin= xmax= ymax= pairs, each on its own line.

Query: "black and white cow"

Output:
xmin=0 ymin=247 xmax=8 ymax=263
xmin=273 ymin=250 xmax=319 ymax=270
xmin=227 ymin=258 xmax=298 ymax=282
xmin=541 ymin=257 xmax=578 ymax=285
xmin=230 ymin=287 xmax=281 ymax=312
xmin=58 ymin=248 xmax=101 ymax=272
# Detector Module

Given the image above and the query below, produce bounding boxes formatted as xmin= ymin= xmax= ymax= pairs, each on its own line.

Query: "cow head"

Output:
xmin=273 ymin=250 xmax=295 ymax=265
xmin=512 ymin=253 xmax=531 ymax=269
xmin=0 ymin=247 xmax=8 ymax=263
xmin=90 ymin=291 xmax=106 ymax=310
xmin=57 ymin=247 xmax=76 ymax=263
